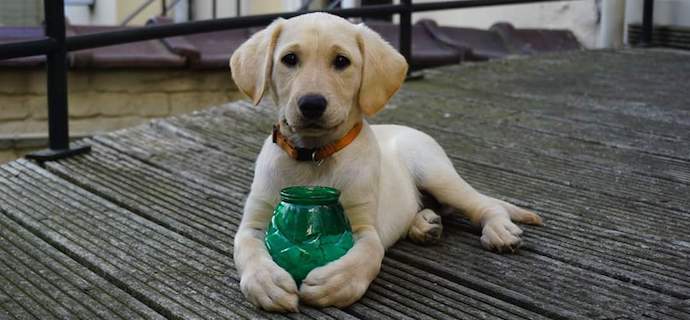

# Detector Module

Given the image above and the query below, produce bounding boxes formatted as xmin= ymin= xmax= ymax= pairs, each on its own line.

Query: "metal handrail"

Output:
xmin=0 ymin=38 xmax=56 ymax=60
xmin=68 ymin=4 xmax=406 ymax=52
xmin=0 ymin=0 xmax=638 ymax=161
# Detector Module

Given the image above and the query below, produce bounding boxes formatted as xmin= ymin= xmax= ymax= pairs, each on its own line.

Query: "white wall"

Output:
xmin=192 ymin=0 xmax=238 ymax=20
xmin=191 ymin=0 xmax=298 ymax=19
xmin=412 ymin=0 xmax=690 ymax=48
xmin=411 ymin=0 xmax=600 ymax=48
xmin=174 ymin=0 xmax=189 ymax=23
xmin=65 ymin=5 xmax=91 ymax=25
xmin=92 ymin=0 xmax=117 ymax=25
xmin=65 ymin=0 xmax=117 ymax=25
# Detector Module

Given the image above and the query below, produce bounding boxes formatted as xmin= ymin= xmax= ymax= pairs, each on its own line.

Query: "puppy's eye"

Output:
xmin=333 ymin=55 xmax=350 ymax=70
xmin=281 ymin=53 xmax=298 ymax=67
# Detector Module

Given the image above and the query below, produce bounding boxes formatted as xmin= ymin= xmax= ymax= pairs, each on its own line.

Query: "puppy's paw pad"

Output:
xmin=481 ymin=218 xmax=524 ymax=253
xmin=408 ymin=209 xmax=443 ymax=245
xmin=240 ymin=259 xmax=299 ymax=312
xmin=300 ymin=265 xmax=368 ymax=308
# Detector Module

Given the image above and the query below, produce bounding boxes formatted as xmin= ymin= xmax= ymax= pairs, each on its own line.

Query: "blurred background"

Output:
xmin=1 ymin=0 xmax=689 ymax=163
xmin=4 ymin=1 xmax=689 ymax=47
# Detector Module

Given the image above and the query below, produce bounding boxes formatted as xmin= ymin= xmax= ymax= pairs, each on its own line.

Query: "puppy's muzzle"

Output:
xmin=298 ymin=94 xmax=328 ymax=120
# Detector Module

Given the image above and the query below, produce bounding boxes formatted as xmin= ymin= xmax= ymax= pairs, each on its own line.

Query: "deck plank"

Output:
xmin=0 ymin=182 xmax=165 ymax=320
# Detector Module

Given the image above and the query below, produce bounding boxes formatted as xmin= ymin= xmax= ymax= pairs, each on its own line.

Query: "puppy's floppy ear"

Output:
xmin=230 ymin=18 xmax=284 ymax=105
xmin=356 ymin=24 xmax=408 ymax=116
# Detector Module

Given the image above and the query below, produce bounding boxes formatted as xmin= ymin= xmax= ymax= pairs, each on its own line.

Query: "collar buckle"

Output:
xmin=312 ymin=151 xmax=324 ymax=167
xmin=294 ymin=147 xmax=314 ymax=162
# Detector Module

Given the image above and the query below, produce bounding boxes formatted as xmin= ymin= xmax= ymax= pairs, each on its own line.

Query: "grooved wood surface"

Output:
xmin=1 ymin=49 xmax=689 ymax=319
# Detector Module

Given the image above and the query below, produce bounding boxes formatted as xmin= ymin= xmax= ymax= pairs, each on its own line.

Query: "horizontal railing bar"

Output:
xmin=0 ymin=38 xmax=57 ymax=60
xmin=0 ymin=0 xmax=579 ymax=59
xmin=411 ymin=0 xmax=577 ymax=12
xmin=65 ymin=4 xmax=403 ymax=51
xmin=64 ymin=0 xmax=577 ymax=52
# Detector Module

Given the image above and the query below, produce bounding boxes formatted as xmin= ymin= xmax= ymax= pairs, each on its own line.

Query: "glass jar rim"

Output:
xmin=280 ymin=186 xmax=341 ymax=204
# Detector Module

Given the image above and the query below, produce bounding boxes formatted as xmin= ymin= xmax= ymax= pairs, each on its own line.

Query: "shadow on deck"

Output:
xmin=1 ymin=48 xmax=689 ymax=320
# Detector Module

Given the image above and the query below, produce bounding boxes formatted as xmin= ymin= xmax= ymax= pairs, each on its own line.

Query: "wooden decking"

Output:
xmin=1 ymin=48 xmax=689 ymax=320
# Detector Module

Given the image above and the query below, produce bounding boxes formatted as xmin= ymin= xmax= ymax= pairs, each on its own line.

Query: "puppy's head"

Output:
xmin=230 ymin=13 xmax=407 ymax=145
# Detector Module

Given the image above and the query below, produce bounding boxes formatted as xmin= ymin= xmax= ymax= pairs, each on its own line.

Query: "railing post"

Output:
xmin=399 ymin=0 xmax=412 ymax=66
xmin=27 ymin=0 xmax=90 ymax=161
xmin=45 ymin=0 xmax=69 ymax=151
xmin=641 ymin=0 xmax=654 ymax=47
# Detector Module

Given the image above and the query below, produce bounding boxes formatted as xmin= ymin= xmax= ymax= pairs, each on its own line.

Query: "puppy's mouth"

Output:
xmin=284 ymin=119 xmax=343 ymax=135
xmin=301 ymin=123 xmax=326 ymax=130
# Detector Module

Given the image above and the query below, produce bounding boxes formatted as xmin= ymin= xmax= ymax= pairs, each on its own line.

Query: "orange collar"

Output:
xmin=272 ymin=122 xmax=363 ymax=163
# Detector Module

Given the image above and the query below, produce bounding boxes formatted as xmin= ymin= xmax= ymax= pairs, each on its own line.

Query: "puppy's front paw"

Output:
xmin=481 ymin=215 xmax=524 ymax=253
xmin=299 ymin=259 xmax=374 ymax=308
xmin=408 ymin=209 xmax=443 ymax=245
xmin=240 ymin=258 xmax=299 ymax=312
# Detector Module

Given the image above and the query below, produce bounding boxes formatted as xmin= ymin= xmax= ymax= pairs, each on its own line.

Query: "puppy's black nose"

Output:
xmin=298 ymin=94 xmax=327 ymax=119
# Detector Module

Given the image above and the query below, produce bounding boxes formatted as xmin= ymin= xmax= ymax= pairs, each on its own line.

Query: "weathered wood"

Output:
xmin=385 ymin=94 xmax=690 ymax=204
xmin=128 ymin=98 xmax=690 ymax=291
xmin=412 ymin=58 xmax=690 ymax=160
xmin=420 ymin=49 xmax=690 ymax=118
xmin=45 ymin=135 xmax=547 ymax=319
xmin=74 ymin=99 xmax=689 ymax=318
xmin=47 ymin=142 xmax=241 ymax=253
xmin=89 ymin=123 xmax=551 ymax=319
xmin=2 ymin=48 xmax=690 ymax=319
xmin=88 ymin=49 xmax=688 ymax=319
xmin=0 ymin=215 xmax=165 ymax=320
xmin=0 ymin=160 xmax=310 ymax=320
xmin=377 ymin=77 xmax=690 ymax=192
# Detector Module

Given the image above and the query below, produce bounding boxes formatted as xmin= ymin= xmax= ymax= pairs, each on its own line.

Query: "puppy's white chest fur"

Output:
xmin=370 ymin=124 xmax=423 ymax=247
xmin=252 ymin=123 xmax=421 ymax=248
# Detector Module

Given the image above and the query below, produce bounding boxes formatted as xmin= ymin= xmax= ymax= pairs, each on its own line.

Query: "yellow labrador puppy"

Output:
xmin=231 ymin=12 xmax=542 ymax=312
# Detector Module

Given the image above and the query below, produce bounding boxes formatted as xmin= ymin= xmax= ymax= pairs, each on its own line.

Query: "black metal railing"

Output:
xmin=0 ymin=0 xmax=649 ymax=161
xmin=641 ymin=0 xmax=655 ymax=46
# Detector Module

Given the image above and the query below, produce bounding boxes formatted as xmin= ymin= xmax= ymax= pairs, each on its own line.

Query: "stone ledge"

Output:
xmin=0 ymin=69 xmax=238 ymax=95
xmin=0 ymin=66 xmax=245 ymax=164
xmin=0 ymin=133 xmax=92 ymax=150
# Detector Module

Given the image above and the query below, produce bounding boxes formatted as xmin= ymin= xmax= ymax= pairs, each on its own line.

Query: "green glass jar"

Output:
xmin=265 ymin=186 xmax=354 ymax=285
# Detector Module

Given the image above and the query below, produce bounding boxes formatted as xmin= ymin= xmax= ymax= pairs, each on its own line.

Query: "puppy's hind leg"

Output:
xmin=400 ymin=129 xmax=542 ymax=252
xmin=408 ymin=209 xmax=443 ymax=245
